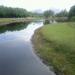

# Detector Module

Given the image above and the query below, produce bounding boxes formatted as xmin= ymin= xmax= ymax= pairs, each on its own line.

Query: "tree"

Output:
xmin=0 ymin=6 xmax=29 ymax=18
xmin=68 ymin=5 xmax=75 ymax=20
xmin=43 ymin=10 xmax=54 ymax=24
xmin=43 ymin=10 xmax=54 ymax=18
xmin=56 ymin=10 xmax=68 ymax=17
xmin=55 ymin=10 xmax=68 ymax=22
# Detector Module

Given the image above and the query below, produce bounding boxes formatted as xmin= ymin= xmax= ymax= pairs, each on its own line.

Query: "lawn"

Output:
xmin=32 ymin=22 xmax=75 ymax=75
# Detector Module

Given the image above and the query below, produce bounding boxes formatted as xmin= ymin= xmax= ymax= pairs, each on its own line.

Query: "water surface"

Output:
xmin=0 ymin=22 xmax=55 ymax=75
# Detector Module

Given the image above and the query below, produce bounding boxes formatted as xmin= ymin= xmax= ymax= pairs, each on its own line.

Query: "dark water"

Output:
xmin=0 ymin=22 xmax=29 ymax=33
xmin=0 ymin=22 xmax=55 ymax=75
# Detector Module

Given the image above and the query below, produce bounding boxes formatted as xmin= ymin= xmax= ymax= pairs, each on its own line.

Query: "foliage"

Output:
xmin=68 ymin=5 xmax=75 ymax=20
xmin=43 ymin=10 xmax=54 ymax=18
xmin=55 ymin=17 xmax=68 ymax=22
xmin=70 ymin=16 xmax=75 ymax=21
xmin=43 ymin=10 xmax=54 ymax=24
xmin=44 ymin=19 xmax=50 ymax=24
xmin=55 ymin=10 xmax=68 ymax=22
xmin=0 ymin=6 xmax=29 ymax=18
xmin=56 ymin=10 xmax=68 ymax=17
xmin=30 ymin=12 xmax=43 ymax=17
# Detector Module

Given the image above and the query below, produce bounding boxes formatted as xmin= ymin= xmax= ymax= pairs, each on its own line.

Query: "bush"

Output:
xmin=55 ymin=17 xmax=68 ymax=22
xmin=70 ymin=16 xmax=75 ymax=21
xmin=44 ymin=19 xmax=50 ymax=24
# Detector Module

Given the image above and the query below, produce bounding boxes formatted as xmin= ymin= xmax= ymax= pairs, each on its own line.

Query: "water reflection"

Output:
xmin=0 ymin=22 xmax=43 ymax=42
xmin=0 ymin=22 xmax=55 ymax=75
xmin=0 ymin=22 xmax=29 ymax=33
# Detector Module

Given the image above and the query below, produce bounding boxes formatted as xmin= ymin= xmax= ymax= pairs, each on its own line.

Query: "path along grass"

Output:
xmin=32 ymin=23 xmax=75 ymax=75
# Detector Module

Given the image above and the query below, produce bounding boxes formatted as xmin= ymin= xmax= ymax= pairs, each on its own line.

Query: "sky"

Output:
xmin=0 ymin=0 xmax=75 ymax=12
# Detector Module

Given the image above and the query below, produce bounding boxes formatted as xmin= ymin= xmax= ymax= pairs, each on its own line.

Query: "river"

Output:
xmin=0 ymin=22 xmax=55 ymax=75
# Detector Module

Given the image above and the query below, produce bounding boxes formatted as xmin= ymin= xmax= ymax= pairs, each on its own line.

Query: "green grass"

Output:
xmin=0 ymin=18 xmax=33 ymax=26
xmin=32 ymin=23 xmax=75 ymax=75
xmin=0 ymin=18 xmax=15 ymax=23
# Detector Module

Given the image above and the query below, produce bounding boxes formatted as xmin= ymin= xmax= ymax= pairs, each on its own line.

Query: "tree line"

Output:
xmin=0 ymin=6 xmax=29 ymax=18
xmin=43 ymin=5 xmax=75 ymax=22
xmin=0 ymin=5 xmax=75 ymax=21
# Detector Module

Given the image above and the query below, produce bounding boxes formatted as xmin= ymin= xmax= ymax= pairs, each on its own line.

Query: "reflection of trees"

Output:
xmin=0 ymin=22 xmax=29 ymax=33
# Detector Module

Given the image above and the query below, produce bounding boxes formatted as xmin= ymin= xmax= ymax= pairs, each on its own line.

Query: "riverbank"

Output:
xmin=32 ymin=23 xmax=75 ymax=75
xmin=0 ymin=18 xmax=34 ymax=26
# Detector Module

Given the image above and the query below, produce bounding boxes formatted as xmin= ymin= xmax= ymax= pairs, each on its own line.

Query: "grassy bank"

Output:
xmin=32 ymin=23 xmax=75 ymax=75
xmin=0 ymin=18 xmax=34 ymax=26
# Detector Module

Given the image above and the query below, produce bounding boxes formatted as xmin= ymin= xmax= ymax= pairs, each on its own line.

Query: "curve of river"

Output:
xmin=0 ymin=22 xmax=55 ymax=75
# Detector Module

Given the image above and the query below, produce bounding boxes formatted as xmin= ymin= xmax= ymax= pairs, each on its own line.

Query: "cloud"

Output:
xmin=0 ymin=0 xmax=75 ymax=11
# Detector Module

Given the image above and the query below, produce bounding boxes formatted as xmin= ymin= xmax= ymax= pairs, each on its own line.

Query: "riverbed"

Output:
xmin=0 ymin=22 xmax=55 ymax=75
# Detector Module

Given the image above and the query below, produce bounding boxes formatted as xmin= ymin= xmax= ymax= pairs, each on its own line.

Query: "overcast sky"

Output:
xmin=0 ymin=0 xmax=75 ymax=11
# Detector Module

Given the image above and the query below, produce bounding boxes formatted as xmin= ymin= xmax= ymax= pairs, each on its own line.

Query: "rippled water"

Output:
xmin=0 ymin=22 xmax=55 ymax=75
